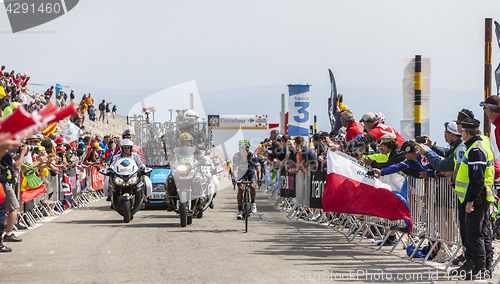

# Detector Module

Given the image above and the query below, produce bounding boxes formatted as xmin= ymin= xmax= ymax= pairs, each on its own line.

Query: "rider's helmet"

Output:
xmin=120 ymin=139 xmax=134 ymax=153
xmin=184 ymin=110 xmax=199 ymax=124
xmin=238 ymin=139 xmax=250 ymax=149
xmin=122 ymin=129 xmax=134 ymax=140
xmin=179 ymin=133 xmax=193 ymax=146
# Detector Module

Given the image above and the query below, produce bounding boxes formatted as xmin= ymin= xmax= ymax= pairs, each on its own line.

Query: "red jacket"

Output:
xmin=345 ymin=121 xmax=365 ymax=142
xmin=368 ymin=123 xmax=406 ymax=145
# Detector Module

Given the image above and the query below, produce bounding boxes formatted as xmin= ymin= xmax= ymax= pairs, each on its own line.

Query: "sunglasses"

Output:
xmin=122 ymin=146 xmax=132 ymax=149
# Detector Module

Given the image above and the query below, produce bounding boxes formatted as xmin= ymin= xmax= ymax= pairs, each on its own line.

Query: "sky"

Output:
xmin=2 ymin=0 xmax=500 ymax=148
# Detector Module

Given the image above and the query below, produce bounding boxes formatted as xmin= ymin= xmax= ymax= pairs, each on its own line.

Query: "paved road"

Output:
xmin=1 ymin=181 xmax=481 ymax=283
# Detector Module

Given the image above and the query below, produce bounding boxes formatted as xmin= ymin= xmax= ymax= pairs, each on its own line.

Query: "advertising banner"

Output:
xmin=208 ymin=115 xmax=267 ymax=130
xmin=288 ymin=84 xmax=310 ymax=136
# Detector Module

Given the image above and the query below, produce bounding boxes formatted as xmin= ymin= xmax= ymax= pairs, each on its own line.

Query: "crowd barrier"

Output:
xmin=11 ymin=166 xmax=105 ymax=231
xmin=262 ymin=168 xmax=500 ymax=272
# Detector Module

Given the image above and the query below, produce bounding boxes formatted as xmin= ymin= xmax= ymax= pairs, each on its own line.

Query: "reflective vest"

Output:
xmin=454 ymin=135 xmax=492 ymax=170
xmin=454 ymin=139 xmax=495 ymax=203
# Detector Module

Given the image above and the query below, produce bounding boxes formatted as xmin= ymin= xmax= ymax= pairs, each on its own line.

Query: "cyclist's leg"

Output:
xmin=237 ymin=182 xmax=244 ymax=207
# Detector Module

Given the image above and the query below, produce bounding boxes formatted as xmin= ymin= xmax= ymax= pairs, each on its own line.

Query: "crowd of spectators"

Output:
xmin=78 ymin=93 xmax=116 ymax=124
xmin=0 ymin=114 xmax=121 ymax=253
xmin=0 ymin=65 xmax=122 ymax=253
xmin=250 ymin=93 xmax=500 ymax=278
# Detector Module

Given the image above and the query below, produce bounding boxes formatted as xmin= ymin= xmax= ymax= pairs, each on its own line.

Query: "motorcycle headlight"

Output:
xmin=114 ymin=177 xmax=124 ymax=185
xmin=128 ymin=176 xmax=138 ymax=185
xmin=176 ymin=164 xmax=190 ymax=172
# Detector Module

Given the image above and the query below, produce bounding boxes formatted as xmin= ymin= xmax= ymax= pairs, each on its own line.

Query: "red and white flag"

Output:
xmin=322 ymin=150 xmax=412 ymax=231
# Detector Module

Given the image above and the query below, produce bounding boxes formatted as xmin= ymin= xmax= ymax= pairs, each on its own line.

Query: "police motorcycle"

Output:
xmin=100 ymin=139 xmax=152 ymax=223
xmin=166 ymin=133 xmax=218 ymax=227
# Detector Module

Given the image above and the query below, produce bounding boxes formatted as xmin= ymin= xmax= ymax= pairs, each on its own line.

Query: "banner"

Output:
xmin=328 ymin=69 xmax=337 ymax=132
xmin=288 ymin=84 xmax=310 ymax=136
xmin=91 ymin=166 xmax=105 ymax=190
xmin=279 ymin=167 xmax=296 ymax=198
xmin=322 ymin=151 xmax=411 ymax=232
xmin=208 ymin=115 xmax=267 ymax=130
xmin=310 ymin=170 xmax=327 ymax=208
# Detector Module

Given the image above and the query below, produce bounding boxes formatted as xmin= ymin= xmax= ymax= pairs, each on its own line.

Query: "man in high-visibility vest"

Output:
xmin=452 ymin=118 xmax=495 ymax=279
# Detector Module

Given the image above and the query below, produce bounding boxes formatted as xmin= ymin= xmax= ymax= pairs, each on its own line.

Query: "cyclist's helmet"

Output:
xmin=179 ymin=133 xmax=194 ymax=146
xmin=238 ymin=139 xmax=250 ymax=148
xmin=122 ymin=129 xmax=135 ymax=140
xmin=120 ymin=139 xmax=134 ymax=152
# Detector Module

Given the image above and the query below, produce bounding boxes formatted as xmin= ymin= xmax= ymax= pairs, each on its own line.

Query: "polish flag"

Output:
xmin=322 ymin=150 xmax=412 ymax=232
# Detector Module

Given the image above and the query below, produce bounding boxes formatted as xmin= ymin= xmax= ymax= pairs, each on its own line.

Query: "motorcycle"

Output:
xmin=167 ymin=146 xmax=221 ymax=227
xmin=100 ymin=157 xmax=152 ymax=223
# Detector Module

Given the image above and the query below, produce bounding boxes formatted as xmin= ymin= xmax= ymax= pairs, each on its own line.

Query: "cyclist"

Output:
xmin=232 ymin=139 xmax=261 ymax=219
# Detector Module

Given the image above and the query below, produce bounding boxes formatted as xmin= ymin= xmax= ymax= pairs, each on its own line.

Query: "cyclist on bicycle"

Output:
xmin=232 ymin=139 xmax=261 ymax=219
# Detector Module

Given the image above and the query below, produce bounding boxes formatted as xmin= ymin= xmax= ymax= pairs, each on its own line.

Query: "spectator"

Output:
xmin=55 ymin=83 xmax=62 ymax=98
xmin=340 ymin=110 xmax=365 ymax=142
xmin=419 ymin=121 xmax=462 ymax=173
xmin=98 ymin=100 xmax=106 ymax=122
xmin=294 ymin=136 xmax=318 ymax=172
xmin=78 ymin=100 xmax=87 ymax=124
xmin=481 ymin=95 xmax=500 ymax=153
xmin=106 ymin=102 xmax=111 ymax=124
xmin=112 ymin=104 xmax=117 ymax=119
xmin=69 ymin=89 xmax=75 ymax=103
xmin=343 ymin=112 xmax=405 ymax=152
xmin=44 ymin=86 xmax=54 ymax=100
xmin=85 ymin=93 xmax=94 ymax=111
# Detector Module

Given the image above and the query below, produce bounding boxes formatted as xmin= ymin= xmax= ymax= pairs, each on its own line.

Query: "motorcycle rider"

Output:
xmin=113 ymin=129 xmax=146 ymax=164
xmin=111 ymin=139 xmax=145 ymax=170
xmin=232 ymin=139 xmax=261 ymax=219
xmin=177 ymin=110 xmax=204 ymax=149
xmin=166 ymin=133 xmax=208 ymax=197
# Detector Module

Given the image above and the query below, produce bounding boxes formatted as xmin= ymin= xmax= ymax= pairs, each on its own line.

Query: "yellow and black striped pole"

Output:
xmin=484 ymin=18 xmax=492 ymax=138
xmin=314 ymin=115 xmax=317 ymax=134
xmin=414 ymin=55 xmax=422 ymax=138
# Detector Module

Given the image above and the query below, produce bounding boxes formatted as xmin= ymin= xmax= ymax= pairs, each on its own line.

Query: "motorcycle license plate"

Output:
xmin=149 ymin=194 xmax=166 ymax=200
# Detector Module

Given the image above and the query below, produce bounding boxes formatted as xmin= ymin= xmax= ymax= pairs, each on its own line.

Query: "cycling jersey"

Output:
xmin=232 ymin=151 xmax=259 ymax=180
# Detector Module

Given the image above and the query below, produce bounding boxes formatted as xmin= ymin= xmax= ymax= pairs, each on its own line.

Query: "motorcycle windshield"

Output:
xmin=112 ymin=158 xmax=139 ymax=175
xmin=171 ymin=146 xmax=207 ymax=201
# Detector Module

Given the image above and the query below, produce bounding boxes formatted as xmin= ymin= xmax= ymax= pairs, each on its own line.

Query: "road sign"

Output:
xmin=403 ymin=99 xmax=430 ymax=120
xmin=400 ymin=119 xmax=430 ymax=140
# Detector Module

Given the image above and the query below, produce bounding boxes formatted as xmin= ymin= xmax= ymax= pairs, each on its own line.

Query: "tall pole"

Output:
xmin=414 ymin=55 xmax=422 ymax=138
xmin=190 ymin=93 xmax=194 ymax=109
xmin=281 ymin=93 xmax=285 ymax=134
xmin=484 ymin=18 xmax=492 ymax=138
xmin=314 ymin=115 xmax=317 ymax=134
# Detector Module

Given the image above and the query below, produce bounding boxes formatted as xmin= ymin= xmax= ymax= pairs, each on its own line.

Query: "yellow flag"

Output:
xmin=0 ymin=86 xmax=6 ymax=98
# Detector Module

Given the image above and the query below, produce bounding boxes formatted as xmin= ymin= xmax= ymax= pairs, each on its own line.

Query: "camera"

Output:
xmin=415 ymin=136 xmax=426 ymax=143
xmin=20 ymin=144 xmax=45 ymax=152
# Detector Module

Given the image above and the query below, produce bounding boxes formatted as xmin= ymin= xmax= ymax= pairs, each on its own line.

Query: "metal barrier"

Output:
xmin=12 ymin=166 xmax=104 ymax=231
xmin=266 ymin=169 xmax=475 ymax=271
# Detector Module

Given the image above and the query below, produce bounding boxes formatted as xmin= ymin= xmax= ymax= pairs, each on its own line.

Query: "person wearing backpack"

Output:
xmin=98 ymin=100 xmax=105 ymax=122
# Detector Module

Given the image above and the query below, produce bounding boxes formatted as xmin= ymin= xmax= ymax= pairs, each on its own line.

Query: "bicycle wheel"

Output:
xmin=244 ymin=187 xmax=250 ymax=233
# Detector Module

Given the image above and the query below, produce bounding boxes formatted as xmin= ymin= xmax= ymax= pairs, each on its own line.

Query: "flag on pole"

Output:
xmin=328 ymin=69 xmax=338 ymax=131
xmin=62 ymin=172 xmax=72 ymax=209
xmin=322 ymin=150 xmax=412 ymax=232
xmin=42 ymin=122 xmax=57 ymax=137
